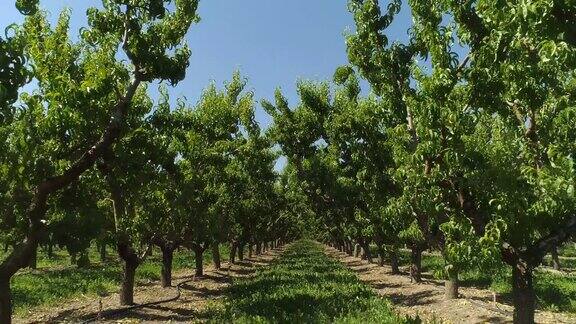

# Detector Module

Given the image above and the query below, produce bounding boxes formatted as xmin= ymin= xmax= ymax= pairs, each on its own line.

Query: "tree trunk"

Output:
xmin=361 ymin=242 xmax=373 ymax=263
xmin=354 ymin=244 xmax=361 ymax=257
xmin=346 ymin=241 xmax=353 ymax=255
xmin=377 ymin=245 xmax=385 ymax=266
xmin=238 ymin=244 xmax=245 ymax=261
xmin=0 ymin=278 xmax=12 ymax=324
xmin=256 ymin=242 xmax=262 ymax=255
xmin=28 ymin=248 xmax=37 ymax=269
xmin=99 ymin=244 xmax=106 ymax=262
xmin=212 ymin=243 xmax=221 ymax=270
xmin=0 ymin=73 xmax=142 ymax=324
xmin=70 ymin=252 xmax=77 ymax=265
xmin=551 ymin=247 xmax=561 ymax=271
xmin=194 ymin=246 xmax=204 ymax=276
xmin=248 ymin=244 xmax=253 ymax=258
xmin=512 ymin=266 xmax=535 ymax=324
xmin=160 ymin=246 xmax=174 ymax=288
xmin=390 ymin=247 xmax=400 ymax=274
xmin=117 ymin=240 xmax=141 ymax=306
xmin=230 ymin=243 xmax=237 ymax=264
xmin=76 ymin=251 xmax=90 ymax=268
xmin=120 ymin=260 xmax=137 ymax=305
xmin=445 ymin=270 xmax=459 ymax=299
xmin=47 ymin=243 xmax=54 ymax=259
xmin=410 ymin=246 xmax=422 ymax=283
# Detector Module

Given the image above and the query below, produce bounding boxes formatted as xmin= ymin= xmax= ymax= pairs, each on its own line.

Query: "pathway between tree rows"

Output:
xmin=325 ymin=246 xmax=576 ymax=324
xmin=15 ymin=249 xmax=282 ymax=323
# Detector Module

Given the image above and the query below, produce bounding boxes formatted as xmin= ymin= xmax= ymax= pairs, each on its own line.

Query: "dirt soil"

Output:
xmin=325 ymin=246 xmax=576 ymax=324
xmin=14 ymin=248 xmax=283 ymax=324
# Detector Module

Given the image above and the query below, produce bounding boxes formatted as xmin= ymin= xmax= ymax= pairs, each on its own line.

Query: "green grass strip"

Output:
xmin=213 ymin=240 xmax=415 ymax=324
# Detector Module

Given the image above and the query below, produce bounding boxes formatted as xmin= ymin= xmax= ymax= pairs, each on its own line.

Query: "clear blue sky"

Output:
xmin=0 ymin=0 xmax=413 ymax=127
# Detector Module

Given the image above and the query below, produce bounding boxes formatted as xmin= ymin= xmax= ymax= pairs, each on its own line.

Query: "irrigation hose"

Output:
xmin=82 ymin=275 xmax=197 ymax=323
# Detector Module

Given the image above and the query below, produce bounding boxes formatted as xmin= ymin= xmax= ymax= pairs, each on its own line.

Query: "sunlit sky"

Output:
xmin=0 ymin=0 xmax=414 ymax=169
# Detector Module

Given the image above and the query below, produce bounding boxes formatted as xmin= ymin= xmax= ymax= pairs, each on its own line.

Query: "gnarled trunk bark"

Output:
xmin=390 ymin=247 xmax=400 ymax=274
xmin=361 ymin=242 xmax=373 ymax=263
xmin=238 ymin=243 xmax=245 ymax=261
xmin=0 ymin=278 xmax=12 ymax=324
xmin=512 ymin=266 xmax=535 ymax=324
xmin=410 ymin=246 xmax=422 ymax=283
xmin=160 ymin=246 xmax=174 ymax=288
xmin=120 ymin=259 xmax=137 ymax=305
xmin=445 ymin=269 xmax=459 ymax=299
xmin=194 ymin=246 xmax=204 ymax=276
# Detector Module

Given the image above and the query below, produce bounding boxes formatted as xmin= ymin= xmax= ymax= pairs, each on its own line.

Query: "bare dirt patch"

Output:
xmin=14 ymin=248 xmax=283 ymax=323
xmin=325 ymin=246 xmax=576 ymax=324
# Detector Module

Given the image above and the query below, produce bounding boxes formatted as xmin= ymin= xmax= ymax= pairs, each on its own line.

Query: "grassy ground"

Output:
xmin=559 ymin=243 xmax=576 ymax=257
xmin=8 ymin=244 xmax=229 ymax=315
xmin=392 ymin=250 xmax=576 ymax=313
xmin=210 ymin=240 xmax=415 ymax=324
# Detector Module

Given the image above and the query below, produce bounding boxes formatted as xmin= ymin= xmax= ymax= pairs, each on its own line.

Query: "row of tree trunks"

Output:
xmin=228 ymin=239 xmax=282 ymax=266
xmin=0 ymin=237 xmax=277 ymax=320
